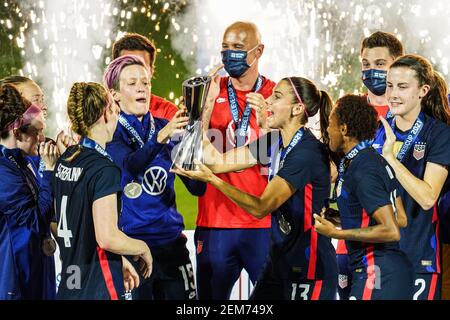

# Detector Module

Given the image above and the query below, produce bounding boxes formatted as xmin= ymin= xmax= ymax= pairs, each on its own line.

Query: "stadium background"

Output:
xmin=1 ymin=0 xmax=450 ymax=299
xmin=4 ymin=0 xmax=450 ymax=229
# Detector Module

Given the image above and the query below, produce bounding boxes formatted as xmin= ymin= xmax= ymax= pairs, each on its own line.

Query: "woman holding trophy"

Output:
xmin=103 ymin=54 xmax=203 ymax=300
xmin=174 ymin=76 xmax=338 ymax=300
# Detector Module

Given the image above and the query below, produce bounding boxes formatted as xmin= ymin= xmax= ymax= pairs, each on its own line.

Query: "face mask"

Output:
xmin=362 ymin=69 xmax=387 ymax=96
xmin=221 ymin=45 xmax=258 ymax=78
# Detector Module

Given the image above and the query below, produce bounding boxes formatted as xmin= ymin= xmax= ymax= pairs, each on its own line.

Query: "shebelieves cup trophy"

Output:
xmin=172 ymin=75 xmax=211 ymax=170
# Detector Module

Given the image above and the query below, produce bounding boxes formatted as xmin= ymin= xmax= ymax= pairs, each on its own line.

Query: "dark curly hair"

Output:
xmin=0 ymin=84 xmax=32 ymax=139
xmin=112 ymin=33 xmax=156 ymax=72
xmin=334 ymin=94 xmax=378 ymax=142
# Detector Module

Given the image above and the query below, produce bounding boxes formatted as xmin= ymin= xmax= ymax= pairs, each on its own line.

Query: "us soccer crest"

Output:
xmin=338 ymin=274 xmax=348 ymax=289
xmin=413 ymin=142 xmax=426 ymax=161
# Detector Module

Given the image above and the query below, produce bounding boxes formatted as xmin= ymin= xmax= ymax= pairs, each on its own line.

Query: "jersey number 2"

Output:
xmin=57 ymin=195 xmax=73 ymax=248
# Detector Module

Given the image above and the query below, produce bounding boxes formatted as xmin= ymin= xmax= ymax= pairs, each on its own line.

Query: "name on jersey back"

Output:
xmin=55 ymin=163 xmax=83 ymax=182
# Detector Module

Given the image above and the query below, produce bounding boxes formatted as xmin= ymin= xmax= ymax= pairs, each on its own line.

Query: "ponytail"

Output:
xmin=422 ymin=71 xmax=450 ymax=125
xmin=317 ymin=90 xmax=340 ymax=166
xmin=66 ymin=82 xmax=109 ymax=162
xmin=283 ymin=77 xmax=338 ymax=165
xmin=318 ymin=90 xmax=333 ymax=147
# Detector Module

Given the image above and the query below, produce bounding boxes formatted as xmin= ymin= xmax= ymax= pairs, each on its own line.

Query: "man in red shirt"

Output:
xmin=196 ymin=21 xmax=275 ymax=300
xmin=112 ymin=33 xmax=178 ymax=120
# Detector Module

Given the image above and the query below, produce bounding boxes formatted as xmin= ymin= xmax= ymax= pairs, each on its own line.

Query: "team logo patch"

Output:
xmin=142 ymin=166 xmax=167 ymax=196
xmin=413 ymin=142 xmax=426 ymax=160
xmin=338 ymin=274 xmax=348 ymax=289
xmin=278 ymin=213 xmax=292 ymax=235
xmin=196 ymin=240 xmax=204 ymax=255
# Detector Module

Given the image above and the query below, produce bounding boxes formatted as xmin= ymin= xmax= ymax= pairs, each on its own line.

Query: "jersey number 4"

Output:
xmin=57 ymin=195 xmax=73 ymax=248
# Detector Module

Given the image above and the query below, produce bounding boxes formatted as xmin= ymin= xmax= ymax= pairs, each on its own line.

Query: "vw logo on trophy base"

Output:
xmin=172 ymin=75 xmax=211 ymax=171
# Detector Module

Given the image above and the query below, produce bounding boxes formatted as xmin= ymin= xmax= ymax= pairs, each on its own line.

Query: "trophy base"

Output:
xmin=171 ymin=120 xmax=203 ymax=171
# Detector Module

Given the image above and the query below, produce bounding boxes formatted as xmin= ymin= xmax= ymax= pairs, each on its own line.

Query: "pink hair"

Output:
xmin=103 ymin=54 xmax=146 ymax=90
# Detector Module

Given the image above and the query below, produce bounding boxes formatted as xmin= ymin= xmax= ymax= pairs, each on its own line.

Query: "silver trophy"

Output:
xmin=172 ymin=75 xmax=211 ymax=170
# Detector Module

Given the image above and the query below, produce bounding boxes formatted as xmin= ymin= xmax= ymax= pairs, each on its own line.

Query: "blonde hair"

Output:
xmin=66 ymin=82 xmax=109 ymax=161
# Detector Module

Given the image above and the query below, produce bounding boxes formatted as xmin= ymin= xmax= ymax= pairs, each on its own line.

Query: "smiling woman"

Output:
xmin=0 ymin=84 xmax=58 ymax=299
xmin=372 ymin=54 xmax=450 ymax=300
xmin=102 ymin=54 xmax=204 ymax=300
xmin=174 ymin=76 xmax=338 ymax=300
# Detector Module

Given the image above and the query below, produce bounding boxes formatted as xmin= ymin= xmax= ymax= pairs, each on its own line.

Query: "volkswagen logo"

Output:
xmin=142 ymin=166 xmax=168 ymax=196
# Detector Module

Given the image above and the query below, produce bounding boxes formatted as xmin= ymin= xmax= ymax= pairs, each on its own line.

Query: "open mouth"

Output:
xmin=136 ymin=98 xmax=147 ymax=104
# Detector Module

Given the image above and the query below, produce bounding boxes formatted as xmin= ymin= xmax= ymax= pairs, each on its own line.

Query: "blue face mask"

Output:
xmin=362 ymin=69 xmax=388 ymax=96
xmin=221 ymin=46 xmax=258 ymax=78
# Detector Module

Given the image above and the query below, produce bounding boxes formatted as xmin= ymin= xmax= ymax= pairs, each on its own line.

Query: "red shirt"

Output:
xmin=373 ymin=105 xmax=390 ymax=119
xmin=365 ymin=95 xmax=389 ymax=119
xmin=336 ymin=239 xmax=348 ymax=254
xmin=149 ymin=94 xmax=178 ymax=120
xmin=197 ymin=76 xmax=276 ymax=228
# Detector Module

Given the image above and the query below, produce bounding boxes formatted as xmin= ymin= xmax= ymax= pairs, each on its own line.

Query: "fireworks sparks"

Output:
xmin=1 ymin=0 xmax=450 ymax=137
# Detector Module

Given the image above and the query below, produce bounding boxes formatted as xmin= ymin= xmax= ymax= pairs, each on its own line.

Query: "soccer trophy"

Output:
xmin=171 ymin=75 xmax=211 ymax=170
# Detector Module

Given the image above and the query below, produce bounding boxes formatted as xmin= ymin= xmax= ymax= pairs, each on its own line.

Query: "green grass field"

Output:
xmin=174 ymin=176 xmax=198 ymax=230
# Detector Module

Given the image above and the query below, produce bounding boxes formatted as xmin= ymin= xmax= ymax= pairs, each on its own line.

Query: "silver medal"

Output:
xmin=278 ymin=213 xmax=292 ymax=235
xmin=124 ymin=182 xmax=142 ymax=199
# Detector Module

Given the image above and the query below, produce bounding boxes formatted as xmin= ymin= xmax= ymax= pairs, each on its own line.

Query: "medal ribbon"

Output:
xmin=268 ymin=127 xmax=305 ymax=181
xmin=227 ymin=75 xmax=263 ymax=147
xmin=332 ymin=140 xmax=372 ymax=201
xmin=118 ymin=113 xmax=156 ymax=148
xmin=80 ymin=137 xmax=113 ymax=162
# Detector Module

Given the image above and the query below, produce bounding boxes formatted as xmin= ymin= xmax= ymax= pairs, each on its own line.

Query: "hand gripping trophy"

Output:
xmin=172 ymin=76 xmax=211 ymax=170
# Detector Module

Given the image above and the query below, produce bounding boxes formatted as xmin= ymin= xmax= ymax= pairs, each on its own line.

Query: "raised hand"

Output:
xmin=39 ymin=141 xmax=60 ymax=171
xmin=202 ymin=64 xmax=223 ymax=131
xmin=247 ymin=92 xmax=268 ymax=129
xmin=56 ymin=130 xmax=76 ymax=155
xmin=206 ymin=64 xmax=223 ymax=102
xmin=379 ymin=116 xmax=396 ymax=162
xmin=157 ymin=107 xmax=189 ymax=144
